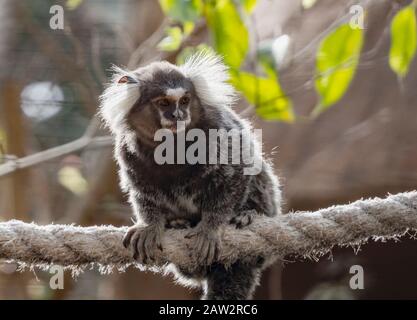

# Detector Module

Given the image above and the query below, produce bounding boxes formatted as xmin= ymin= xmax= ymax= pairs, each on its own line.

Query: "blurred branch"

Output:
xmin=91 ymin=29 xmax=107 ymax=83
xmin=17 ymin=4 xmax=100 ymax=112
xmin=0 ymin=192 xmax=416 ymax=275
xmin=128 ymin=19 xmax=207 ymax=69
xmin=0 ymin=117 xmax=112 ymax=178
xmin=0 ymin=17 xmax=206 ymax=178
xmin=127 ymin=18 xmax=169 ymax=69
xmin=0 ymin=6 xmax=113 ymax=180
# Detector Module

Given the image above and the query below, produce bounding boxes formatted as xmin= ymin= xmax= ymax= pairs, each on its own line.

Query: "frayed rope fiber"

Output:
xmin=0 ymin=192 xmax=416 ymax=274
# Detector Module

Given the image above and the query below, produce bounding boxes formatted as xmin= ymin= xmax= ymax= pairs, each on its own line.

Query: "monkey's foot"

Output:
xmin=122 ymin=224 xmax=163 ymax=264
xmin=229 ymin=210 xmax=256 ymax=229
xmin=166 ymin=218 xmax=192 ymax=229
xmin=185 ymin=226 xmax=219 ymax=266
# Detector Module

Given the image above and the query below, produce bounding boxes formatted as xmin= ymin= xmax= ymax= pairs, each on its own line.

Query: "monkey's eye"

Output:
xmin=179 ymin=96 xmax=190 ymax=105
xmin=157 ymin=98 xmax=170 ymax=108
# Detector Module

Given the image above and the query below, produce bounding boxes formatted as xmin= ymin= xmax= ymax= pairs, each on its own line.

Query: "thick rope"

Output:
xmin=0 ymin=191 xmax=416 ymax=275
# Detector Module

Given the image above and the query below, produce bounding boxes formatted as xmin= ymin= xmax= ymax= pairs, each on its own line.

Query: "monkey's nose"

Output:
xmin=164 ymin=111 xmax=177 ymax=121
xmin=164 ymin=110 xmax=183 ymax=121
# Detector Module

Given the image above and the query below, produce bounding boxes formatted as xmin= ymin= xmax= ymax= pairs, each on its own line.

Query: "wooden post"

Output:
xmin=0 ymin=81 xmax=29 ymax=299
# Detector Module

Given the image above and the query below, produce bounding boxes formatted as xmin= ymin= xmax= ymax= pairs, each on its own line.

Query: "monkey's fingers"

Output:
xmin=197 ymin=235 xmax=219 ymax=266
xmin=205 ymin=240 xmax=218 ymax=265
xmin=122 ymin=226 xmax=137 ymax=248
xmin=196 ymin=236 xmax=210 ymax=265
xmin=156 ymin=233 xmax=163 ymax=252
xmin=137 ymin=231 xmax=149 ymax=264
xmin=144 ymin=232 xmax=158 ymax=263
xmin=184 ymin=230 xmax=198 ymax=239
xmin=130 ymin=229 xmax=141 ymax=260
xmin=230 ymin=211 xmax=254 ymax=229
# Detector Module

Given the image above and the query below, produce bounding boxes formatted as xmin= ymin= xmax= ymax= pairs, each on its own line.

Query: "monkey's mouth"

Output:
xmin=161 ymin=119 xmax=190 ymax=133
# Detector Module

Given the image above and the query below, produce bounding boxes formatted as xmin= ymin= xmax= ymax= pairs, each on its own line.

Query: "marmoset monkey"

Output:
xmin=99 ymin=52 xmax=281 ymax=300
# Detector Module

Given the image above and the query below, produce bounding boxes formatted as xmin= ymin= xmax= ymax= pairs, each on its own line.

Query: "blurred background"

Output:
xmin=0 ymin=0 xmax=417 ymax=299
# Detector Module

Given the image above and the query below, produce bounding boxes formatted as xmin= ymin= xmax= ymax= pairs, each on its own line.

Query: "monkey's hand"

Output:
xmin=122 ymin=224 xmax=163 ymax=265
xmin=166 ymin=218 xmax=192 ymax=229
xmin=185 ymin=224 xmax=220 ymax=266
xmin=230 ymin=209 xmax=256 ymax=229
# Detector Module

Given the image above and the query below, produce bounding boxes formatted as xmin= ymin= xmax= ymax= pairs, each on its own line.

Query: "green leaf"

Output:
xmin=58 ymin=166 xmax=88 ymax=195
xmin=183 ymin=21 xmax=195 ymax=36
xmin=176 ymin=44 xmax=215 ymax=64
xmin=205 ymin=0 xmax=249 ymax=69
xmin=389 ymin=6 xmax=417 ymax=78
xmin=239 ymin=0 xmax=257 ymax=13
xmin=314 ymin=24 xmax=364 ymax=115
xmin=159 ymin=0 xmax=203 ymax=23
xmin=157 ymin=26 xmax=183 ymax=52
xmin=231 ymin=70 xmax=294 ymax=122
xmin=302 ymin=0 xmax=317 ymax=10
xmin=66 ymin=0 xmax=83 ymax=10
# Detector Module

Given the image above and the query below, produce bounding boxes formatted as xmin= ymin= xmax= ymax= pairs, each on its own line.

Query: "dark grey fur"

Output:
xmin=103 ymin=61 xmax=281 ymax=300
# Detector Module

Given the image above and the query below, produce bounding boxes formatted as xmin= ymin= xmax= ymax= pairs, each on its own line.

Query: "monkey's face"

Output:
xmin=99 ymin=53 xmax=236 ymax=140
xmin=150 ymin=89 xmax=193 ymax=132
xmin=125 ymin=63 xmax=201 ymax=140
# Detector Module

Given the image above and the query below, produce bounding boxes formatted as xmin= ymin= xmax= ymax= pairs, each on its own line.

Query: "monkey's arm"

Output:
xmin=186 ymin=169 xmax=245 ymax=265
xmin=123 ymin=197 xmax=166 ymax=264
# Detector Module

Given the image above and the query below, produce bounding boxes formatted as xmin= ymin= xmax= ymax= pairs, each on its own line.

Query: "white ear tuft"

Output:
xmin=99 ymin=66 xmax=140 ymax=134
xmin=179 ymin=51 xmax=237 ymax=108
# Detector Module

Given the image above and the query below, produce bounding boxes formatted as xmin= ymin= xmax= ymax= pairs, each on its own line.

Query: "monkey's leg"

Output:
xmin=203 ymin=261 xmax=261 ymax=300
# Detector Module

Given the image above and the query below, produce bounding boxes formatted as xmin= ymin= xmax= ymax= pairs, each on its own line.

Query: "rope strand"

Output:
xmin=0 ymin=191 xmax=416 ymax=276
